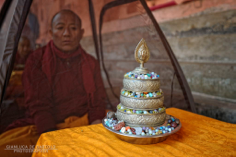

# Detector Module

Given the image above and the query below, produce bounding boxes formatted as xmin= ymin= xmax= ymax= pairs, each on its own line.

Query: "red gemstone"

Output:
xmin=114 ymin=122 xmax=125 ymax=131
xmin=171 ymin=122 xmax=177 ymax=128
xmin=130 ymin=128 xmax=135 ymax=132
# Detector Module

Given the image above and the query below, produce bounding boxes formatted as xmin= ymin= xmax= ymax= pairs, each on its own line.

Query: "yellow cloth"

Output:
xmin=32 ymin=108 xmax=236 ymax=157
xmin=0 ymin=113 xmax=89 ymax=157
xmin=0 ymin=125 xmax=39 ymax=157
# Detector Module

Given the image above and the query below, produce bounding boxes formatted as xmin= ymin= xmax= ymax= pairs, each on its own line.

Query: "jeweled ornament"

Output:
xmin=102 ymin=39 xmax=181 ymax=144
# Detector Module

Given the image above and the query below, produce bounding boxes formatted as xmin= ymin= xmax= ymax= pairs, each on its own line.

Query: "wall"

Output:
xmin=79 ymin=0 xmax=236 ymax=99
xmin=1 ymin=0 xmax=235 ymax=122
xmin=0 ymin=0 xmax=4 ymax=9
xmin=80 ymin=0 xmax=236 ymax=122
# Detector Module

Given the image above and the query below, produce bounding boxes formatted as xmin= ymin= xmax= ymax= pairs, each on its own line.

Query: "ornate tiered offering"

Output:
xmin=103 ymin=39 xmax=181 ymax=144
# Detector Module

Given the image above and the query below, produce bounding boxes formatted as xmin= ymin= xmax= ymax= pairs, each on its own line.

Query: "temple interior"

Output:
xmin=0 ymin=1 xmax=235 ymax=156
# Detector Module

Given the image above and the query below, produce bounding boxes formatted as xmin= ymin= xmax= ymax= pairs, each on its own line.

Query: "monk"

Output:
xmin=0 ymin=10 xmax=106 ymax=156
xmin=2 ymin=36 xmax=32 ymax=110
xmin=4 ymin=36 xmax=31 ymax=101
xmin=14 ymin=36 xmax=32 ymax=70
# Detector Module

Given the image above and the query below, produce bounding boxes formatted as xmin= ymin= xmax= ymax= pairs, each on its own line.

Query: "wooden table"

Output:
xmin=32 ymin=108 xmax=236 ymax=157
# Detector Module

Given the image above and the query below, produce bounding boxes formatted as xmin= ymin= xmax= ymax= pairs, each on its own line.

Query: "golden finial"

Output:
xmin=133 ymin=38 xmax=150 ymax=74
xmin=135 ymin=38 xmax=150 ymax=68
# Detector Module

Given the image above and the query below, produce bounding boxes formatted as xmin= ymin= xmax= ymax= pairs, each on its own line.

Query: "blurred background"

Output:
xmin=0 ymin=0 xmax=235 ymax=131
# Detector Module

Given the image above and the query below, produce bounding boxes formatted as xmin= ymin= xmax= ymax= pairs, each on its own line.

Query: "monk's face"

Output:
xmin=50 ymin=12 xmax=84 ymax=53
xmin=18 ymin=38 xmax=31 ymax=56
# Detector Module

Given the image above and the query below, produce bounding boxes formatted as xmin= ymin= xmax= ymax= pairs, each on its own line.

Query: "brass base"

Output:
xmin=102 ymin=114 xmax=182 ymax=145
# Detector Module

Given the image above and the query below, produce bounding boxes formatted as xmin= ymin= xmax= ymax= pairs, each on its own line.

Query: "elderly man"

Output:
xmin=0 ymin=10 xmax=106 ymax=156
xmin=22 ymin=9 xmax=106 ymax=133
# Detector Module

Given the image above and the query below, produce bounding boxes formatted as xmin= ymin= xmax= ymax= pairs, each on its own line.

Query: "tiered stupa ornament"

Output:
xmin=103 ymin=39 xmax=181 ymax=144
xmin=117 ymin=38 xmax=166 ymax=127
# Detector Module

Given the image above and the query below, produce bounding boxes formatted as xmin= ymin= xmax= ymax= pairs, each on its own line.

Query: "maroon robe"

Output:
xmin=6 ymin=41 xmax=106 ymax=134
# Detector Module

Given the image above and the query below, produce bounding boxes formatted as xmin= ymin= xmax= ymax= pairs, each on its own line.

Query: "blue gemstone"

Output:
xmin=157 ymin=75 xmax=160 ymax=77
xmin=124 ymin=110 xmax=126 ymax=112
xmin=171 ymin=118 xmax=175 ymax=122
xmin=159 ymin=127 xmax=163 ymax=130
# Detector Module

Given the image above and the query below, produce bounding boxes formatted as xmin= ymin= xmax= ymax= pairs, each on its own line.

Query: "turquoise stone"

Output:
xmin=136 ymin=110 xmax=143 ymax=114
xmin=149 ymin=93 xmax=153 ymax=97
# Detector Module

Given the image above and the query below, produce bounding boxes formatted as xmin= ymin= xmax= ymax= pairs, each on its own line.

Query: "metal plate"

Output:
xmin=102 ymin=114 xmax=182 ymax=145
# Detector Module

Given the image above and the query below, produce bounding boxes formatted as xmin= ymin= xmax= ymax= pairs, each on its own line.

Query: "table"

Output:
xmin=32 ymin=108 xmax=236 ymax=157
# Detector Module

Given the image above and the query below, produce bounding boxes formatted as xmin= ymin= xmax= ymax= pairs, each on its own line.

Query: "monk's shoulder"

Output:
xmin=83 ymin=52 xmax=98 ymax=65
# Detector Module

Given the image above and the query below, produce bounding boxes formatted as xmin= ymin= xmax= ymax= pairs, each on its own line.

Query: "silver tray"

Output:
xmin=102 ymin=114 xmax=181 ymax=145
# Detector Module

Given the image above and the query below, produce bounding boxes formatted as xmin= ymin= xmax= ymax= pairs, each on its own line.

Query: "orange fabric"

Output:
xmin=32 ymin=108 xmax=236 ymax=157
xmin=56 ymin=113 xmax=89 ymax=129
xmin=0 ymin=113 xmax=89 ymax=157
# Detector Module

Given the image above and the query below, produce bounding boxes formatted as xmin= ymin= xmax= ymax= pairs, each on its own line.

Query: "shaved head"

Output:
xmin=51 ymin=10 xmax=82 ymax=29
xmin=50 ymin=9 xmax=84 ymax=53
